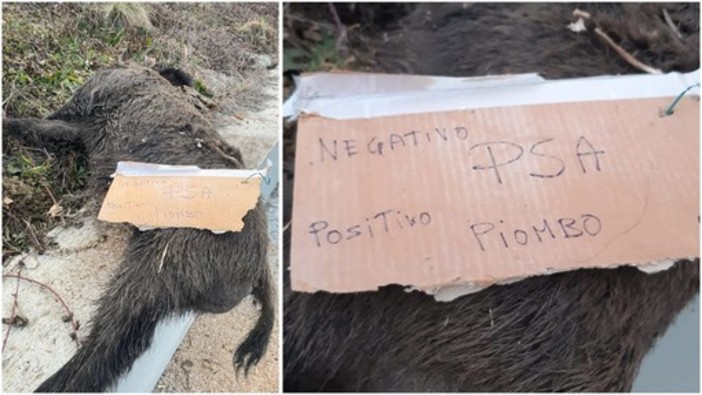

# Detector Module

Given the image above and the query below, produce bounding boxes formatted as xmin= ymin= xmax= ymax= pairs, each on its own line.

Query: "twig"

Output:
xmin=204 ymin=141 xmax=242 ymax=168
xmin=21 ymin=219 xmax=43 ymax=252
xmin=2 ymin=73 xmax=21 ymax=109
xmin=2 ymin=266 xmax=23 ymax=352
xmin=2 ymin=273 xmax=81 ymax=349
xmin=283 ymin=13 xmax=336 ymax=32
xmin=41 ymin=182 xmax=66 ymax=225
xmin=662 ymin=9 xmax=683 ymax=40
xmin=594 ymin=28 xmax=663 ymax=74
xmin=573 ymin=8 xmax=591 ymax=19
xmin=158 ymin=242 xmax=170 ymax=273
xmin=4 ymin=209 xmax=44 ymax=253
xmin=40 ymin=183 xmax=59 ymax=207
xmin=328 ymin=3 xmax=348 ymax=57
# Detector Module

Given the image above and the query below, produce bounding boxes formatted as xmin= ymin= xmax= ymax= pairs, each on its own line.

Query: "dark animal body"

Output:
xmin=283 ymin=3 xmax=699 ymax=392
xmin=4 ymin=67 xmax=273 ymax=392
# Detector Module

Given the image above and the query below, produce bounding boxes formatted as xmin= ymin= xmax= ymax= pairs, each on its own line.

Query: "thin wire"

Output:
xmin=663 ymin=83 xmax=700 ymax=116
xmin=242 ymin=170 xmax=271 ymax=185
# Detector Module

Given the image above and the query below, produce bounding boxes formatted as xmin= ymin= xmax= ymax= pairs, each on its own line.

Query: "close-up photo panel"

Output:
xmin=282 ymin=2 xmax=699 ymax=393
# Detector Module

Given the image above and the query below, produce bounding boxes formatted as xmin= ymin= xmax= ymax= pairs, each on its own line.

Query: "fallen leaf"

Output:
xmin=568 ymin=18 xmax=587 ymax=33
xmin=3 ymin=197 xmax=13 ymax=206
xmin=48 ymin=203 xmax=63 ymax=217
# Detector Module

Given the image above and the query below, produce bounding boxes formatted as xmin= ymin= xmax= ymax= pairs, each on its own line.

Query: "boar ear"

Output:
xmin=158 ymin=67 xmax=194 ymax=87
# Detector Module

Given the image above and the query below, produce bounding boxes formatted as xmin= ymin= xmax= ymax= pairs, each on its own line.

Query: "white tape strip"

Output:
xmin=288 ymin=70 xmax=699 ymax=120
xmin=113 ymin=161 xmax=270 ymax=178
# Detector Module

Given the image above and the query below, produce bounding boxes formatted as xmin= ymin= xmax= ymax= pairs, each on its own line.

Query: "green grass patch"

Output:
xmin=284 ymin=34 xmax=344 ymax=72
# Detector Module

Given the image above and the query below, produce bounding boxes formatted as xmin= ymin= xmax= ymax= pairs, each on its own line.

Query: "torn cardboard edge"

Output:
xmin=410 ymin=258 xmax=694 ymax=302
xmin=98 ymin=161 xmax=269 ymax=233
xmin=284 ymin=69 xmax=699 ymax=120
xmin=289 ymin=71 xmax=699 ymax=301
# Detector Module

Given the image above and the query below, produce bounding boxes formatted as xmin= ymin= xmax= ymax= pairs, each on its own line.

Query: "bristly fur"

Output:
xmin=4 ymin=67 xmax=273 ymax=392
xmin=283 ymin=3 xmax=699 ymax=392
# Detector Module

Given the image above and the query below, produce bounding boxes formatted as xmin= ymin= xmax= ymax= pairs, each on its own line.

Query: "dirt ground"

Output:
xmin=2 ymin=3 xmax=279 ymax=393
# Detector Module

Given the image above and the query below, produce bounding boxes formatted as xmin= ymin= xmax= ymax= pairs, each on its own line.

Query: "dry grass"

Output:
xmin=2 ymin=3 xmax=278 ymax=262
xmin=102 ymin=3 xmax=154 ymax=32
xmin=283 ymin=3 xmax=413 ymax=72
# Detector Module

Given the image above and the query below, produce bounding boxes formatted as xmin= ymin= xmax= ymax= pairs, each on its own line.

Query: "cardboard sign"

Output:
xmin=98 ymin=162 xmax=262 ymax=232
xmin=291 ymin=94 xmax=699 ymax=294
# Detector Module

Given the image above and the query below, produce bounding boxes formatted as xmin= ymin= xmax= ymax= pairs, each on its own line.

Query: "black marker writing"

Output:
xmin=468 ymin=213 xmax=602 ymax=252
xmin=308 ymin=208 xmax=432 ymax=248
